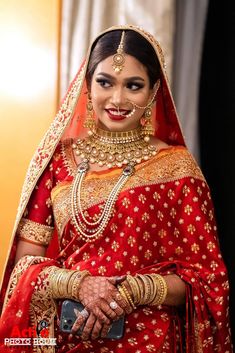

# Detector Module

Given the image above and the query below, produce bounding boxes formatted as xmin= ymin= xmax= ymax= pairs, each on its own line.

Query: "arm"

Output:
xmin=163 ymin=274 xmax=185 ymax=306
xmin=14 ymin=156 xmax=55 ymax=264
xmin=123 ymin=273 xmax=185 ymax=308
xmin=15 ymin=240 xmax=46 ymax=264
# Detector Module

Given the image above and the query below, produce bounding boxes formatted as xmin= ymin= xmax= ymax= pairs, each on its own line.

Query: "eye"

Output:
xmin=126 ymin=82 xmax=144 ymax=91
xmin=95 ymin=78 xmax=111 ymax=88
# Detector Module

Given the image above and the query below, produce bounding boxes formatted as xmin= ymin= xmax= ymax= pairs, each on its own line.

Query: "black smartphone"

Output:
xmin=60 ymin=300 xmax=125 ymax=339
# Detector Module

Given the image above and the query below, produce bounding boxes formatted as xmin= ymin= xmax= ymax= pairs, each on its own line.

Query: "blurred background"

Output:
xmin=0 ymin=0 xmax=234 ymax=341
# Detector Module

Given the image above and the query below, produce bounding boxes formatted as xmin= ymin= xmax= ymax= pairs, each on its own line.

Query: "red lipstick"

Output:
xmin=105 ymin=108 xmax=130 ymax=121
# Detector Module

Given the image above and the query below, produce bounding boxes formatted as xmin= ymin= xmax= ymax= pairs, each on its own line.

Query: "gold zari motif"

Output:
xmin=51 ymin=182 xmax=71 ymax=237
xmin=30 ymin=266 xmax=57 ymax=353
xmin=17 ymin=218 xmax=54 ymax=246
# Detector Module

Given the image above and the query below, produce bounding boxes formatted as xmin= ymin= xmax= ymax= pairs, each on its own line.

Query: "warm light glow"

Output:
xmin=0 ymin=0 xmax=60 ymax=281
xmin=0 ymin=25 xmax=54 ymax=100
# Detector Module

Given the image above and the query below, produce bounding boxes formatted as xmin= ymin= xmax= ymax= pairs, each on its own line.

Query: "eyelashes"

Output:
xmin=126 ymin=82 xmax=144 ymax=90
xmin=95 ymin=78 xmax=144 ymax=91
xmin=95 ymin=78 xmax=111 ymax=88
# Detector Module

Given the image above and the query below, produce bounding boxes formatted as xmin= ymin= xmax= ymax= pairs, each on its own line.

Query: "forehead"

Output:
xmin=93 ymin=54 xmax=148 ymax=78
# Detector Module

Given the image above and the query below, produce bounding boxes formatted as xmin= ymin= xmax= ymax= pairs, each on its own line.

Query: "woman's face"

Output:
xmin=90 ymin=54 xmax=154 ymax=131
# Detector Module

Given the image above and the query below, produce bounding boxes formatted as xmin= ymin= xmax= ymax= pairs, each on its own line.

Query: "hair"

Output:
xmin=86 ymin=30 xmax=160 ymax=89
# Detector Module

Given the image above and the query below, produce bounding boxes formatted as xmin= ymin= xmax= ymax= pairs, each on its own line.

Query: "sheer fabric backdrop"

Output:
xmin=60 ymin=0 xmax=175 ymax=97
xmin=172 ymin=0 xmax=208 ymax=160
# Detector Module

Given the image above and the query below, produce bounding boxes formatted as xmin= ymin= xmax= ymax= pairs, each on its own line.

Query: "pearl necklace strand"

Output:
xmin=70 ymin=127 xmax=158 ymax=242
xmin=71 ymin=161 xmax=135 ymax=242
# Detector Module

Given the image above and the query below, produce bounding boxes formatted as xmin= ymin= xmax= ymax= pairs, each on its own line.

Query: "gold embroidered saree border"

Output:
xmin=50 ymin=144 xmax=206 ymax=229
xmin=51 ymin=183 xmax=72 ymax=238
xmin=2 ymin=255 xmax=36 ymax=312
xmin=17 ymin=218 xmax=54 ymax=247
xmin=62 ymin=140 xmax=205 ymax=184
xmin=30 ymin=266 xmax=57 ymax=353
xmin=2 ymin=256 xmax=51 ymax=312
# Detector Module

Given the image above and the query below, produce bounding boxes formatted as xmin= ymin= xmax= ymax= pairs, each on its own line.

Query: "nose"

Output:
xmin=110 ymin=87 xmax=125 ymax=107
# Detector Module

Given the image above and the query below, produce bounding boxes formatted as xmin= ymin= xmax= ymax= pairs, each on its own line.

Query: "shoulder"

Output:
xmin=52 ymin=138 xmax=73 ymax=163
xmin=136 ymin=143 xmax=205 ymax=184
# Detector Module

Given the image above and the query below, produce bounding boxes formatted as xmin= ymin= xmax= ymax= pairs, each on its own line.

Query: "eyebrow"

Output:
xmin=96 ymin=72 xmax=145 ymax=82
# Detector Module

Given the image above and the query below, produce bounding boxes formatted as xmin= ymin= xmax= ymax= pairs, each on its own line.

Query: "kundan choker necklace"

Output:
xmin=72 ymin=127 xmax=157 ymax=168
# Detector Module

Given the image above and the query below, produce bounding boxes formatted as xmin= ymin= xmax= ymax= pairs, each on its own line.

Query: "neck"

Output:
xmin=95 ymin=126 xmax=142 ymax=140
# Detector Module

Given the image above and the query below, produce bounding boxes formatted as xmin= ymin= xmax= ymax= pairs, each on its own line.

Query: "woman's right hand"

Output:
xmin=71 ymin=275 xmax=132 ymax=337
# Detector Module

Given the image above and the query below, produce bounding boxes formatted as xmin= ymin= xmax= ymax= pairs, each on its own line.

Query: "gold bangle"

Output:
xmin=48 ymin=267 xmax=91 ymax=299
xmin=149 ymin=274 xmax=168 ymax=306
xmin=134 ymin=276 xmax=143 ymax=305
xmin=120 ymin=283 xmax=136 ymax=310
xmin=117 ymin=285 xmax=131 ymax=308
xmin=71 ymin=270 xmax=91 ymax=300
xmin=145 ymin=274 xmax=155 ymax=303
xmin=126 ymin=273 xmax=168 ymax=306
xmin=67 ymin=271 xmax=80 ymax=296
xmin=126 ymin=275 xmax=140 ymax=305
xmin=57 ymin=270 xmax=70 ymax=296
xmin=137 ymin=274 xmax=151 ymax=305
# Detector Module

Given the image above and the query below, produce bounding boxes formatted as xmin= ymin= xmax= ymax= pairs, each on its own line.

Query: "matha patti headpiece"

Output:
xmin=112 ymin=31 xmax=125 ymax=73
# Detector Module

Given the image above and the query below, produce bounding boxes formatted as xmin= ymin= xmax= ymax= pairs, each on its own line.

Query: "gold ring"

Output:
xmin=115 ymin=292 xmax=122 ymax=301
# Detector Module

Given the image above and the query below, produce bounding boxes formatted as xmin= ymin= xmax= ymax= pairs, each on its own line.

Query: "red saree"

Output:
xmin=0 ymin=25 xmax=232 ymax=353
xmin=1 ymin=142 xmax=232 ymax=352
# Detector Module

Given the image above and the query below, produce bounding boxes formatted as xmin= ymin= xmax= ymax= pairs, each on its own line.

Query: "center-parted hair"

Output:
xmin=86 ymin=30 xmax=160 ymax=89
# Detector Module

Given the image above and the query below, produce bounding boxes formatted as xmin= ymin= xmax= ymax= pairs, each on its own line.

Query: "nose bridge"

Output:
xmin=112 ymin=85 xmax=125 ymax=105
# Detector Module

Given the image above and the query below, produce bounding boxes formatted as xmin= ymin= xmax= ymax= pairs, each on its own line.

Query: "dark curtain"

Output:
xmin=199 ymin=0 xmax=235 ymax=344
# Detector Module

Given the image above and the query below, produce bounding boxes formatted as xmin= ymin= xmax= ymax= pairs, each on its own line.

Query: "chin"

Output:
xmin=98 ymin=118 xmax=139 ymax=132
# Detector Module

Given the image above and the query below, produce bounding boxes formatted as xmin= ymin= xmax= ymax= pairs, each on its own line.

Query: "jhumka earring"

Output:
xmin=83 ymin=93 xmax=95 ymax=135
xmin=112 ymin=31 xmax=125 ymax=73
xmin=139 ymin=79 xmax=160 ymax=141
xmin=141 ymin=105 xmax=154 ymax=142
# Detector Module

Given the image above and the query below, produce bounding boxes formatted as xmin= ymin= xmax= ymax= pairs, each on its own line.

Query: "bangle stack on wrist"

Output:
xmin=126 ymin=273 xmax=168 ymax=306
xmin=148 ymin=274 xmax=168 ymax=306
xmin=48 ymin=266 xmax=91 ymax=300
xmin=117 ymin=283 xmax=136 ymax=310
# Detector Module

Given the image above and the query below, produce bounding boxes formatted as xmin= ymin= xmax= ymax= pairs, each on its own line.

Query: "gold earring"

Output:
xmin=84 ymin=94 xmax=95 ymax=135
xmin=141 ymin=105 xmax=154 ymax=142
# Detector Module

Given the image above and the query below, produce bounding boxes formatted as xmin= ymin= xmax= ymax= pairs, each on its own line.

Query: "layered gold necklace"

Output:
xmin=71 ymin=161 xmax=135 ymax=242
xmin=70 ymin=127 xmax=158 ymax=242
xmin=71 ymin=127 xmax=157 ymax=168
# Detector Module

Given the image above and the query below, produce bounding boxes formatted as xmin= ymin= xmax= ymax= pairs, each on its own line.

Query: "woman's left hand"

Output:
xmin=71 ymin=275 xmax=132 ymax=337
xmin=79 ymin=313 xmax=112 ymax=341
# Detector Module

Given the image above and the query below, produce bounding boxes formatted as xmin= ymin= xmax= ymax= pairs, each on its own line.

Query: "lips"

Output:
xmin=105 ymin=108 xmax=130 ymax=121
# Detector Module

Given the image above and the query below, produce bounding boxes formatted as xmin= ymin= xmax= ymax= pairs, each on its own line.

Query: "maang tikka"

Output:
xmin=112 ymin=31 xmax=125 ymax=73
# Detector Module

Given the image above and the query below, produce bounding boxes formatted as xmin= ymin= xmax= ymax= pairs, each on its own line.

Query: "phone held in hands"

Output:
xmin=60 ymin=300 xmax=125 ymax=339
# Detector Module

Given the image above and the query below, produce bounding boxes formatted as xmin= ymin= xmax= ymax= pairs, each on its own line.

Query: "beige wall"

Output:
xmin=0 ymin=0 xmax=60 ymax=280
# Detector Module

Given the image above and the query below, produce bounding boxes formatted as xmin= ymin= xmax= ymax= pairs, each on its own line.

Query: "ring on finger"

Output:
xmin=109 ymin=301 xmax=118 ymax=310
xmin=80 ymin=308 xmax=89 ymax=319
xmin=106 ymin=308 xmax=115 ymax=317
xmin=115 ymin=292 xmax=123 ymax=301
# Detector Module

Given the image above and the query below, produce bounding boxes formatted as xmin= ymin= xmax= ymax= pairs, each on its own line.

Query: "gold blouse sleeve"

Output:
xmin=17 ymin=218 xmax=54 ymax=247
